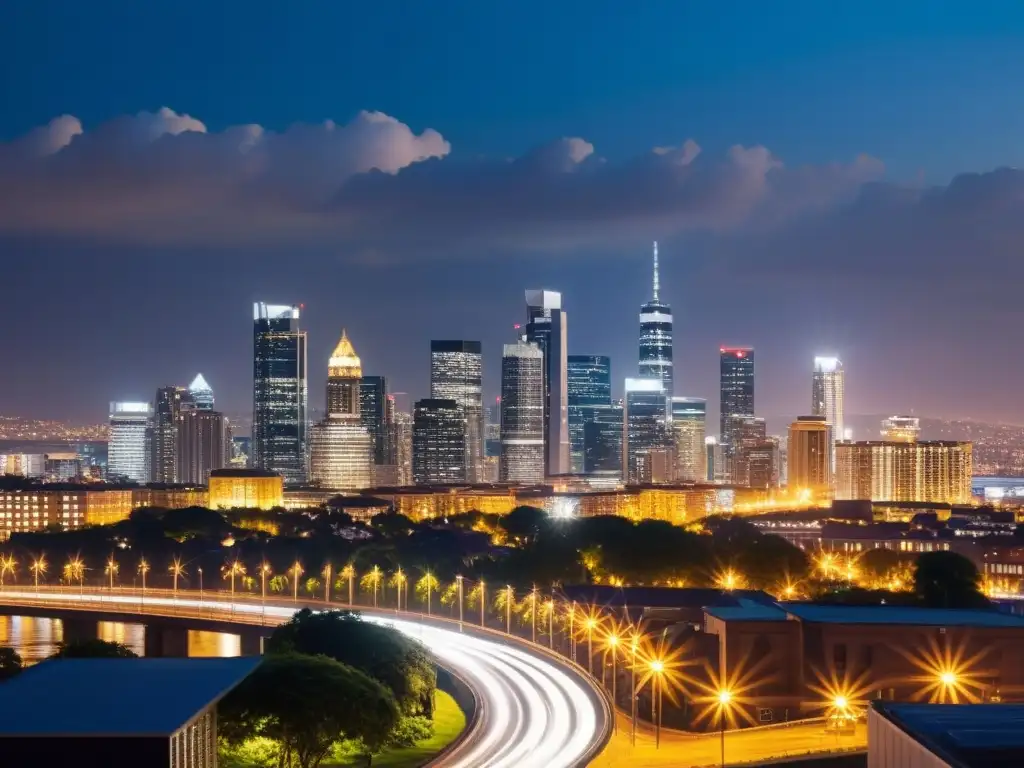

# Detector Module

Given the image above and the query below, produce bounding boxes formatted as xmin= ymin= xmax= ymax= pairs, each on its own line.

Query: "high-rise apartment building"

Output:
xmin=189 ymin=373 xmax=215 ymax=411
xmin=639 ymin=242 xmax=674 ymax=395
xmin=500 ymin=341 xmax=545 ymax=483
xmin=309 ymin=331 xmax=374 ymax=491
xmin=623 ymin=378 xmax=670 ymax=484
xmin=719 ymin=347 xmax=755 ymax=478
xmin=788 ymin=416 xmax=832 ymax=493
xmin=525 ymin=290 xmax=570 ymax=476
xmin=745 ymin=437 xmax=781 ymax=489
xmin=176 ymin=407 xmax=227 ymax=484
xmin=252 ymin=303 xmax=308 ymax=485
xmin=150 ymin=386 xmax=185 ymax=483
xmin=567 ymin=355 xmax=612 ymax=474
xmin=108 ymin=402 xmax=152 ymax=483
xmin=835 ymin=441 xmax=973 ymax=504
xmin=731 ymin=416 xmax=768 ymax=487
xmin=390 ymin=411 xmax=413 ymax=486
xmin=881 ymin=416 xmax=921 ymax=443
xmin=430 ymin=341 xmax=484 ymax=483
xmin=412 ymin=399 xmax=467 ymax=484
xmin=670 ymin=397 xmax=707 ymax=482
xmin=360 ymin=375 xmax=390 ymax=466
xmin=705 ymin=437 xmax=723 ymax=483
xmin=812 ymin=356 xmax=844 ymax=462
xmin=583 ymin=404 xmax=624 ymax=477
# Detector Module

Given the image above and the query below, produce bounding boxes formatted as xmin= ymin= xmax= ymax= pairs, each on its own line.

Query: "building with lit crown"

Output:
xmin=525 ymin=290 xmax=570 ymax=476
xmin=811 ymin=356 xmax=844 ymax=463
xmin=309 ymin=331 xmax=375 ymax=491
xmin=500 ymin=341 xmax=546 ymax=482
xmin=252 ymin=303 xmax=308 ymax=485
xmin=835 ymin=440 xmax=973 ymax=504
xmin=430 ymin=341 xmax=485 ymax=482
xmin=881 ymin=415 xmax=920 ymax=443
xmin=108 ymin=402 xmax=152 ymax=483
xmin=412 ymin=399 xmax=466 ymax=484
xmin=567 ymin=355 xmax=611 ymax=474
xmin=208 ymin=468 xmax=284 ymax=510
xmin=638 ymin=242 xmax=674 ymax=395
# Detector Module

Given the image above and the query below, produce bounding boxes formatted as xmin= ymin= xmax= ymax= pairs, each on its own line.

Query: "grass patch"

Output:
xmin=329 ymin=690 xmax=467 ymax=768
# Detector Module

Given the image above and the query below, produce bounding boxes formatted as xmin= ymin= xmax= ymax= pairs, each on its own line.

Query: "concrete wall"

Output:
xmin=867 ymin=708 xmax=950 ymax=768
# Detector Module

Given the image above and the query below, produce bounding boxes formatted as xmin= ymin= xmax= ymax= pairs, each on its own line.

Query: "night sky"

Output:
xmin=3 ymin=2 xmax=1024 ymax=428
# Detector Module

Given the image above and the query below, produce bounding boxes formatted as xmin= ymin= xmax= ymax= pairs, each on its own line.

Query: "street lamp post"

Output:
xmin=198 ymin=567 xmax=203 ymax=604
xmin=479 ymin=579 xmax=485 ymax=627
xmin=586 ymin=618 xmax=597 ymax=676
xmin=650 ymin=660 xmax=665 ymax=749
xmin=456 ymin=575 xmax=464 ymax=630
xmin=569 ymin=602 xmax=576 ymax=662
xmin=138 ymin=557 xmax=150 ymax=605
xmin=630 ymin=635 xmax=639 ymax=746
xmin=261 ymin=563 xmax=270 ymax=604
xmin=31 ymin=555 xmax=46 ymax=591
xmin=342 ymin=564 xmax=355 ymax=606
xmin=170 ymin=558 xmax=184 ymax=598
xmin=718 ymin=689 xmax=733 ymax=768
xmin=547 ymin=599 xmax=554 ymax=648
xmin=290 ymin=561 xmax=303 ymax=603
xmin=323 ymin=564 xmax=332 ymax=603
xmin=531 ymin=586 xmax=538 ymax=644
xmin=505 ymin=585 xmax=513 ymax=634
xmin=0 ymin=554 xmax=16 ymax=587
xmin=105 ymin=556 xmax=118 ymax=592
xmin=607 ymin=634 xmax=620 ymax=733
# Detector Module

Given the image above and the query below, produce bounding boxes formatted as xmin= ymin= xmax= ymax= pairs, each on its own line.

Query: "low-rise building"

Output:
xmin=207 ymin=469 xmax=283 ymax=510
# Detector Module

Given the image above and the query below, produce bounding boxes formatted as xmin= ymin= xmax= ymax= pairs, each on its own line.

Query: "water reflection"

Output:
xmin=0 ymin=616 xmax=242 ymax=664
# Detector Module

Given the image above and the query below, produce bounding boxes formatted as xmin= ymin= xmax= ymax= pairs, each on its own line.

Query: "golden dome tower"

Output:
xmin=326 ymin=329 xmax=362 ymax=418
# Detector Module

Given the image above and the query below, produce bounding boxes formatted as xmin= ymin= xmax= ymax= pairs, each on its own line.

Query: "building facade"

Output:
xmin=881 ymin=416 xmax=921 ymax=443
xmin=567 ymin=355 xmax=612 ymax=474
xmin=811 ymin=356 xmax=844 ymax=462
xmin=108 ymin=402 xmax=152 ymax=483
xmin=430 ymin=340 xmax=485 ymax=482
xmin=150 ymin=386 xmax=185 ymax=483
xmin=835 ymin=441 xmax=973 ymax=504
xmin=252 ymin=303 xmax=308 ymax=485
xmin=412 ymin=399 xmax=467 ymax=484
xmin=583 ymin=404 xmax=624 ymax=477
xmin=359 ymin=375 xmax=390 ymax=466
xmin=638 ymin=242 xmax=674 ymax=395
xmin=671 ymin=397 xmax=707 ymax=482
xmin=500 ymin=341 xmax=545 ymax=482
xmin=208 ymin=469 xmax=284 ymax=510
xmin=731 ymin=416 xmax=768 ymax=488
xmin=176 ymin=407 xmax=227 ymax=485
xmin=623 ymin=378 xmax=670 ymax=484
xmin=719 ymin=347 xmax=755 ymax=480
xmin=788 ymin=415 xmax=832 ymax=493
xmin=525 ymin=290 xmax=570 ymax=476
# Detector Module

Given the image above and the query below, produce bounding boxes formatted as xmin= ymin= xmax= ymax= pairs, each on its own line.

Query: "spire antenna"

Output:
xmin=652 ymin=240 xmax=660 ymax=301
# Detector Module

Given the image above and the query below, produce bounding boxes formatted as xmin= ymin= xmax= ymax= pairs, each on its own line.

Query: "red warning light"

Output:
xmin=513 ymin=324 xmax=521 ymax=330
xmin=736 ymin=351 xmax=744 ymax=358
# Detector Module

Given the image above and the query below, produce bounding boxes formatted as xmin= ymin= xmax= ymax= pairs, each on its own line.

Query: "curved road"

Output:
xmin=0 ymin=588 xmax=609 ymax=768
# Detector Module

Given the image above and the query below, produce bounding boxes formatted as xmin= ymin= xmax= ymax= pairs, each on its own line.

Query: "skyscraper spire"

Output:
xmin=652 ymin=240 xmax=660 ymax=301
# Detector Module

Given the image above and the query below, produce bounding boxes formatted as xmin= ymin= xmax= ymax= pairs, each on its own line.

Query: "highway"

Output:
xmin=0 ymin=588 xmax=609 ymax=768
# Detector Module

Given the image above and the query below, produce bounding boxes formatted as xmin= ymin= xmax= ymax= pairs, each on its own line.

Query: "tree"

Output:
xmin=913 ymin=551 xmax=989 ymax=609
xmin=267 ymin=610 xmax=436 ymax=716
xmin=52 ymin=638 xmax=138 ymax=659
xmin=371 ymin=513 xmax=417 ymax=538
xmin=0 ymin=647 xmax=23 ymax=681
xmin=498 ymin=506 xmax=548 ymax=546
xmin=219 ymin=653 xmax=399 ymax=768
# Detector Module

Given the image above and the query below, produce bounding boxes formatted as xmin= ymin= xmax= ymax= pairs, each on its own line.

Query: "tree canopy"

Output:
xmin=51 ymin=638 xmax=138 ymax=659
xmin=914 ymin=551 xmax=989 ymax=609
xmin=0 ymin=647 xmax=23 ymax=681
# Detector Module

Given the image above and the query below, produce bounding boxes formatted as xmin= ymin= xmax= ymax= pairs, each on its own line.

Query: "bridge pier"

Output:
xmin=239 ymin=631 xmax=265 ymax=657
xmin=143 ymin=624 xmax=190 ymax=658
xmin=61 ymin=617 xmax=97 ymax=644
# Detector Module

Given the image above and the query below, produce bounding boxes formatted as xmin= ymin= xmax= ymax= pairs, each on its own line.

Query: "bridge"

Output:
xmin=0 ymin=585 xmax=612 ymax=768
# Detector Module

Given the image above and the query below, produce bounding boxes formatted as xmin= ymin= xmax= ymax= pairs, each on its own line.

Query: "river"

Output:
xmin=0 ymin=615 xmax=241 ymax=663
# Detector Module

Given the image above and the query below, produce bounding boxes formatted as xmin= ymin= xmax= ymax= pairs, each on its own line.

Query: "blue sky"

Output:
xmin=4 ymin=2 xmax=1024 ymax=426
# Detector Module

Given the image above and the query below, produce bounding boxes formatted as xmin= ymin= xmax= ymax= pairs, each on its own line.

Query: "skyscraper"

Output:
xmin=189 ymin=373 xmax=215 ymax=411
xmin=811 ymin=356 xmax=844 ymax=461
xmin=731 ymin=416 xmax=767 ymax=487
xmin=639 ymin=242 xmax=673 ymax=394
xmin=670 ymin=397 xmax=707 ymax=482
xmin=788 ymin=415 xmax=832 ymax=493
xmin=412 ymin=399 xmax=466 ymax=484
xmin=108 ymin=402 xmax=152 ymax=483
xmin=583 ymin=404 xmax=624 ymax=476
xmin=150 ymin=386 xmax=185 ymax=483
xmin=719 ymin=346 xmax=755 ymax=479
xmin=309 ymin=331 xmax=374 ymax=491
xmin=525 ymin=290 xmax=569 ymax=476
xmin=360 ymin=375 xmax=390 ymax=466
xmin=623 ymin=378 xmax=670 ymax=484
xmin=176 ymin=407 xmax=227 ymax=484
xmin=252 ymin=303 xmax=308 ymax=484
xmin=430 ymin=341 xmax=484 ymax=482
xmin=390 ymin=410 xmax=413 ymax=485
xmin=567 ymin=355 xmax=612 ymax=473
xmin=500 ymin=341 xmax=545 ymax=482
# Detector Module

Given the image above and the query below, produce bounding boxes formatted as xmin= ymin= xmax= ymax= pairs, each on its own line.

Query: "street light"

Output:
xmin=531 ymin=586 xmax=538 ymax=644
xmin=479 ymin=578 xmax=485 ymax=627
xmin=0 ymin=554 xmax=16 ymax=586
xmin=138 ymin=557 xmax=150 ymax=599
xmin=225 ymin=560 xmax=245 ymax=600
xmin=585 ymin=615 xmax=598 ymax=676
xmin=322 ymin=564 xmax=332 ymax=603
xmin=650 ymin=658 xmax=666 ymax=748
xmin=290 ymin=560 xmax=303 ymax=603
xmin=717 ymin=689 xmax=733 ymax=768
xmin=341 ymin=564 xmax=355 ymax=606
xmin=105 ymin=555 xmax=118 ymax=591
xmin=630 ymin=632 xmax=640 ymax=746
xmin=169 ymin=557 xmax=185 ymax=597
xmin=260 ymin=562 xmax=271 ymax=604
xmin=605 ymin=632 xmax=621 ymax=733
xmin=198 ymin=567 xmax=204 ymax=603
xmin=546 ymin=598 xmax=555 ymax=648
xmin=456 ymin=575 xmax=464 ymax=630
xmin=30 ymin=555 xmax=47 ymax=591
xmin=393 ymin=567 xmax=407 ymax=612
xmin=505 ymin=585 xmax=514 ymax=634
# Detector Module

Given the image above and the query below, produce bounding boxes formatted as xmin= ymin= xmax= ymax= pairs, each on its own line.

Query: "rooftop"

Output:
xmin=782 ymin=603 xmax=1024 ymax=628
xmin=705 ymin=604 xmax=789 ymax=622
xmin=873 ymin=702 xmax=1024 ymax=767
xmin=559 ymin=585 xmax=776 ymax=611
xmin=0 ymin=657 xmax=262 ymax=737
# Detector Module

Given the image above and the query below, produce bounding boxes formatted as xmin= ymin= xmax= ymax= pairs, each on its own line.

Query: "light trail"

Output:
xmin=0 ymin=589 xmax=608 ymax=768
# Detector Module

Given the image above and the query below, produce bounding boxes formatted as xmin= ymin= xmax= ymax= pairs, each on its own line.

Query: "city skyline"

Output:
xmin=6 ymin=4 xmax=1024 ymax=425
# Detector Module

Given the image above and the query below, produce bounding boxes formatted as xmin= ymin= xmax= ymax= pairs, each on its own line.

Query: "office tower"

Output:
xmin=108 ymin=402 xmax=152 ymax=483
xmin=231 ymin=436 xmax=251 ymax=468
xmin=623 ymin=378 xmax=670 ymax=484
xmin=189 ymin=373 xmax=215 ymax=411
xmin=150 ymin=386 xmax=185 ymax=483
xmin=835 ymin=441 xmax=972 ymax=503
xmin=500 ymin=341 xmax=545 ymax=482
xmin=252 ymin=303 xmax=308 ymax=484
xmin=567 ymin=355 xmax=612 ymax=473
xmin=390 ymin=411 xmax=413 ymax=485
xmin=705 ymin=437 xmax=722 ymax=483
xmin=719 ymin=346 xmax=755 ymax=481
xmin=430 ymin=341 xmax=484 ymax=482
xmin=309 ymin=331 xmax=374 ymax=491
xmin=671 ymin=397 xmax=707 ymax=482
xmin=412 ymin=399 xmax=466 ymax=484
xmin=788 ymin=416 xmax=832 ymax=493
xmin=745 ymin=437 xmax=780 ymax=489
xmin=731 ymin=416 xmax=768 ymax=487
xmin=583 ymin=404 xmax=624 ymax=476
xmin=639 ymin=241 xmax=674 ymax=394
xmin=360 ymin=375 xmax=390 ymax=465
xmin=525 ymin=290 xmax=570 ymax=476
xmin=176 ymin=406 xmax=227 ymax=484
xmin=811 ymin=356 xmax=844 ymax=460
xmin=881 ymin=416 xmax=921 ymax=443
xmin=44 ymin=453 xmax=82 ymax=482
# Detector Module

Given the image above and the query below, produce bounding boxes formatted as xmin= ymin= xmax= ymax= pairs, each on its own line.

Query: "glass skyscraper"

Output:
xmin=500 ymin=341 xmax=545 ymax=482
xmin=525 ymin=290 xmax=569 ymax=476
xmin=671 ymin=397 xmax=707 ymax=482
xmin=623 ymin=378 xmax=670 ymax=484
xmin=567 ymin=355 xmax=612 ymax=473
xmin=108 ymin=401 xmax=152 ymax=483
xmin=811 ymin=356 xmax=844 ymax=466
xmin=719 ymin=347 xmax=755 ymax=476
xmin=412 ymin=398 xmax=467 ymax=484
xmin=430 ymin=341 xmax=484 ymax=483
xmin=150 ymin=386 xmax=185 ymax=483
xmin=252 ymin=303 xmax=308 ymax=485
xmin=360 ymin=375 xmax=390 ymax=466
xmin=638 ymin=242 xmax=674 ymax=395
xmin=583 ymin=404 xmax=624 ymax=476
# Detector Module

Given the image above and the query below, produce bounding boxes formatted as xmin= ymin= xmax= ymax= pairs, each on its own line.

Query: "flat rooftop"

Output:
xmin=782 ymin=603 xmax=1024 ymax=628
xmin=0 ymin=657 xmax=262 ymax=737
xmin=874 ymin=702 xmax=1024 ymax=767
